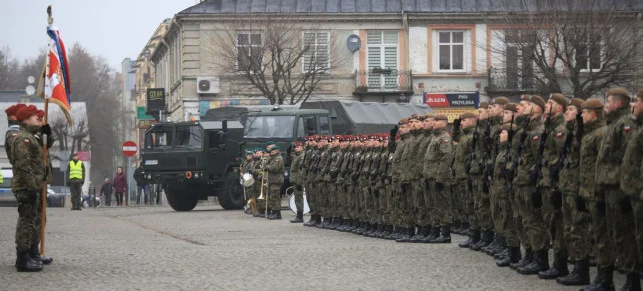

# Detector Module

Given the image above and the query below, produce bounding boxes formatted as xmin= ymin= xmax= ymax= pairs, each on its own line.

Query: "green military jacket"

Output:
xmin=374 ymin=146 xmax=389 ymax=188
xmin=515 ymin=116 xmax=545 ymax=186
xmin=506 ymin=116 xmax=528 ymax=177
xmin=407 ymin=130 xmax=425 ymax=181
xmin=324 ymin=146 xmax=342 ymax=182
xmin=264 ymin=153 xmax=284 ymax=184
xmin=290 ymin=151 xmax=304 ymax=185
xmin=11 ymin=125 xmax=46 ymax=192
xmin=400 ymin=131 xmax=421 ymax=182
xmin=486 ymin=117 xmax=503 ymax=176
xmin=339 ymin=147 xmax=355 ymax=185
xmin=579 ymin=118 xmax=607 ymax=200
xmin=427 ymin=129 xmax=453 ymax=183
xmin=538 ymin=114 xmax=567 ymax=188
xmin=446 ymin=141 xmax=458 ymax=186
xmin=5 ymin=121 xmax=20 ymax=165
xmin=470 ymin=119 xmax=488 ymax=176
xmin=392 ymin=133 xmax=410 ymax=183
xmin=360 ymin=147 xmax=374 ymax=183
xmin=596 ymin=106 xmax=638 ymax=187
xmin=492 ymin=141 xmax=509 ymax=198
xmin=620 ymin=116 xmax=643 ymax=198
xmin=316 ymin=146 xmax=330 ymax=182
xmin=453 ymin=125 xmax=475 ymax=180
xmin=421 ymin=129 xmax=435 ymax=179
xmin=559 ymin=120 xmax=582 ymax=195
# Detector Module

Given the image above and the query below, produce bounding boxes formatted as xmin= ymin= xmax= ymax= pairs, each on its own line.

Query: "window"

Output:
xmin=576 ymin=34 xmax=602 ymax=71
xmin=367 ymin=31 xmax=399 ymax=90
xmin=303 ymin=32 xmax=330 ymax=72
xmin=145 ymin=126 xmax=173 ymax=150
xmin=237 ymin=33 xmax=262 ymax=72
xmin=438 ymin=31 xmax=464 ymax=71
xmin=297 ymin=116 xmax=317 ymax=139
xmin=174 ymin=126 xmax=203 ymax=149
xmin=244 ymin=115 xmax=295 ymax=138
xmin=318 ymin=115 xmax=330 ymax=135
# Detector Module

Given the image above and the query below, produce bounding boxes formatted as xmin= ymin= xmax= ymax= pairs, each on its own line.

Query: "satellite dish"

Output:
xmin=25 ymin=85 xmax=36 ymax=96
xmin=27 ymin=76 xmax=35 ymax=84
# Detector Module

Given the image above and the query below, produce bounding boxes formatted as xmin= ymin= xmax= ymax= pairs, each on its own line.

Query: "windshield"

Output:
xmin=244 ymin=115 xmax=295 ymax=139
xmin=174 ymin=125 xmax=203 ymax=149
xmin=145 ymin=126 xmax=173 ymax=150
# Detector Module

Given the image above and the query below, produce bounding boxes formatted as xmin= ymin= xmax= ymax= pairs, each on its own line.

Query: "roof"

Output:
xmin=202 ymin=105 xmax=300 ymax=123
xmin=179 ymin=0 xmax=643 ymax=14
xmin=246 ymin=108 xmax=330 ymax=116
xmin=300 ymin=100 xmax=431 ymax=134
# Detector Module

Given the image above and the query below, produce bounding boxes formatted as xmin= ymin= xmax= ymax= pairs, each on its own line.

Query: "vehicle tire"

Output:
xmin=218 ymin=171 xmax=245 ymax=210
xmin=165 ymin=186 xmax=198 ymax=211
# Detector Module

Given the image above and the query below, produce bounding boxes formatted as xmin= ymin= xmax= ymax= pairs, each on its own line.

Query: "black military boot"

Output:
xmin=361 ymin=223 xmax=374 ymax=236
xmin=327 ymin=218 xmax=338 ymax=230
xmin=377 ymin=225 xmax=392 ymax=239
xmin=409 ymin=226 xmax=428 ymax=243
xmin=470 ymin=230 xmax=493 ymax=251
xmin=497 ymin=246 xmax=521 ymax=267
xmin=268 ymin=210 xmax=282 ymax=220
xmin=254 ymin=209 xmax=266 ymax=218
xmin=429 ymin=226 xmax=452 ymax=244
xmin=15 ymin=250 xmax=42 ymax=272
xmin=426 ymin=227 xmax=441 ymax=242
xmin=319 ymin=217 xmax=332 ymax=228
xmin=396 ymin=227 xmax=414 ymax=243
xmin=458 ymin=230 xmax=480 ymax=248
xmin=620 ymin=271 xmax=641 ymax=291
xmin=489 ymin=235 xmax=506 ymax=256
xmin=556 ymin=257 xmax=590 ymax=286
xmin=29 ymin=244 xmax=52 ymax=265
xmin=483 ymin=234 xmax=500 ymax=255
xmin=336 ymin=219 xmax=349 ymax=231
xmin=538 ymin=251 xmax=569 ymax=279
xmin=385 ymin=227 xmax=400 ymax=240
xmin=290 ymin=210 xmax=304 ymax=223
xmin=451 ymin=221 xmax=461 ymax=234
xmin=518 ymin=249 xmax=550 ymax=275
xmin=511 ymin=248 xmax=533 ymax=270
xmin=353 ymin=222 xmax=366 ymax=234
xmin=458 ymin=222 xmax=470 ymax=235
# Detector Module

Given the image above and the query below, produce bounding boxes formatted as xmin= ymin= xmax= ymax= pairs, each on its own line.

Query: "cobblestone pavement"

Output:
xmin=0 ymin=202 xmax=626 ymax=291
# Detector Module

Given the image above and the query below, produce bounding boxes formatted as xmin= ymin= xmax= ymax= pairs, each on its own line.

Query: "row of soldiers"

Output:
xmin=240 ymin=143 xmax=285 ymax=220
xmin=5 ymin=104 xmax=55 ymax=272
xmin=287 ymin=89 xmax=643 ymax=291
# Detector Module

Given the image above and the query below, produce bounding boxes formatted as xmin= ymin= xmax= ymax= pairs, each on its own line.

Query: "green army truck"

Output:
xmin=140 ymin=105 xmax=331 ymax=212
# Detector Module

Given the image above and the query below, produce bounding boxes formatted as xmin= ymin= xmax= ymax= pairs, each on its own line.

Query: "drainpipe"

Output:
xmin=402 ymin=11 xmax=410 ymax=103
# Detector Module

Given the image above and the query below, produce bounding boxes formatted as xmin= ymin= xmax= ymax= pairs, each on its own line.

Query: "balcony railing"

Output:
xmin=486 ymin=67 xmax=538 ymax=95
xmin=354 ymin=69 xmax=413 ymax=95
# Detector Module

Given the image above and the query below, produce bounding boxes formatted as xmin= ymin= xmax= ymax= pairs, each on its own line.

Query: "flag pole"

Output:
xmin=40 ymin=5 xmax=53 ymax=256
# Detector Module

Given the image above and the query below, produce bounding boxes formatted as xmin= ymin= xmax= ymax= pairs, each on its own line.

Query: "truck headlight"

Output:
xmin=284 ymin=171 xmax=289 ymax=177
xmin=146 ymin=174 xmax=151 ymax=179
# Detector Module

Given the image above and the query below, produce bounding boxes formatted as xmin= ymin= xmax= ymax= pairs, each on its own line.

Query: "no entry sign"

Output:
xmin=122 ymin=141 xmax=138 ymax=157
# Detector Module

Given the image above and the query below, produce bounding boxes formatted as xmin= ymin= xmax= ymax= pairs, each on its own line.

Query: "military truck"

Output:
xmin=140 ymin=105 xmax=331 ymax=212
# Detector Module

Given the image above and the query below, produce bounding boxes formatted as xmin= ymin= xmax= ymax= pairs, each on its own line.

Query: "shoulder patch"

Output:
xmin=444 ymin=139 xmax=450 ymax=143
xmin=533 ymin=136 xmax=539 ymax=141
xmin=556 ymin=132 xmax=563 ymax=138
xmin=24 ymin=139 xmax=30 ymax=144
xmin=624 ymin=126 xmax=631 ymax=133
xmin=11 ymin=133 xmax=17 ymax=137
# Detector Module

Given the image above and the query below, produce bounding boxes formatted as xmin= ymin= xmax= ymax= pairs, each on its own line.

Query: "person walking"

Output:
xmin=101 ymin=178 xmax=113 ymax=207
xmin=133 ymin=163 xmax=149 ymax=205
xmin=67 ymin=153 xmax=85 ymax=211
xmin=113 ymin=167 xmax=128 ymax=206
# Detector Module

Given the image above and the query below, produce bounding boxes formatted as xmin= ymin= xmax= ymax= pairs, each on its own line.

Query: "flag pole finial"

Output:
xmin=47 ymin=5 xmax=53 ymax=26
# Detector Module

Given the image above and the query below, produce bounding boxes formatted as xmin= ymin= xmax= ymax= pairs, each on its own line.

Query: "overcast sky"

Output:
xmin=1 ymin=0 xmax=198 ymax=71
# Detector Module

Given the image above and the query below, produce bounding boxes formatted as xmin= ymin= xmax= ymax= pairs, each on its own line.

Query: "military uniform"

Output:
xmin=390 ymin=131 xmax=410 ymax=239
xmin=323 ymin=138 xmax=343 ymax=228
xmin=303 ymin=142 xmax=322 ymax=226
xmin=470 ymin=117 xmax=493 ymax=249
xmin=454 ymin=121 xmax=477 ymax=247
xmin=426 ymin=122 xmax=453 ymax=243
xmin=419 ymin=127 xmax=436 ymax=240
xmin=485 ymin=115 xmax=504 ymax=253
xmin=264 ymin=148 xmax=284 ymax=220
xmin=289 ymin=148 xmax=304 ymax=222
xmin=394 ymin=131 xmax=415 ymax=240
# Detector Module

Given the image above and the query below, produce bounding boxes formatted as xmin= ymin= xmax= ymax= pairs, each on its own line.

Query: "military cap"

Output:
xmin=582 ymin=98 xmax=604 ymax=110
xmin=266 ymin=141 xmax=276 ymax=146
xmin=398 ymin=118 xmax=409 ymax=125
xmin=255 ymin=148 xmax=264 ymax=153
xmin=549 ymin=93 xmax=568 ymax=111
xmin=606 ymin=88 xmax=630 ymax=99
xmin=479 ymin=102 xmax=490 ymax=109
xmin=271 ymin=145 xmax=280 ymax=151
xmin=36 ymin=110 xmax=45 ymax=119
xmin=434 ymin=114 xmax=448 ymax=121
xmin=245 ymin=150 xmax=254 ymax=155
xmin=5 ymin=104 xmax=26 ymax=116
xmin=460 ymin=112 xmax=476 ymax=120
xmin=569 ymin=97 xmax=585 ymax=109
xmin=527 ymin=95 xmax=546 ymax=111
xmin=505 ymin=103 xmax=518 ymax=113
xmin=359 ymin=134 xmax=368 ymax=141
xmin=15 ymin=105 xmax=38 ymax=121
xmin=369 ymin=134 xmax=379 ymax=140
xmin=332 ymin=134 xmax=342 ymax=140
xmin=294 ymin=141 xmax=303 ymax=147
xmin=382 ymin=134 xmax=390 ymax=140
xmin=493 ymin=97 xmax=509 ymax=105
xmin=501 ymin=123 xmax=518 ymax=131
xmin=424 ymin=113 xmax=435 ymax=119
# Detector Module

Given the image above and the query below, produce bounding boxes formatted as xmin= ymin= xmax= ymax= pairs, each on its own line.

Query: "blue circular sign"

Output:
xmin=347 ymin=34 xmax=361 ymax=52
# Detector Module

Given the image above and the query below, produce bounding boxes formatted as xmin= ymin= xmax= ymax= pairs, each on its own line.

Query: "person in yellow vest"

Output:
xmin=67 ymin=153 xmax=85 ymax=210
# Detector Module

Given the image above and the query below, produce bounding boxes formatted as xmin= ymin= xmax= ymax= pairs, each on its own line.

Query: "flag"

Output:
xmin=38 ymin=26 xmax=72 ymax=124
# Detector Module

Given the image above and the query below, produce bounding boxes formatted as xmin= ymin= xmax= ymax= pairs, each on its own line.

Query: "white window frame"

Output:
xmin=433 ymin=30 xmax=470 ymax=73
xmin=366 ymin=30 xmax=399 ymax=91
xmin=302 ymin=31 xmax=331 ymax=73
xmin=366 ymin=30 xmax=399 ymax=70
xmin=236 ymin=32 xmax=263 ymax=73
xmin=577 ymin=34 xmax=603 ymax=72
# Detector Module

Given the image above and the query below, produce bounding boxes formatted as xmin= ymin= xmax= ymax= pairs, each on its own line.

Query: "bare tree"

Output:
xmin=485 ymin=0 xmax=643 ymax=99
xmin=203 ymin=14 xmax=347 ymax=105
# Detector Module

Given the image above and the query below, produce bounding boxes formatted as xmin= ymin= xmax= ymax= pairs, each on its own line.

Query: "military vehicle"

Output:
xmin=140 ymin=105 xmax=331 ymax=212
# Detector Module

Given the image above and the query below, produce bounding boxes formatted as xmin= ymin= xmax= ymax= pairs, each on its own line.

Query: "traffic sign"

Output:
xmin=76 ymin=151 xmax=90 ymax=161
xmin=122 ymin=141 xmax=138 ymax=157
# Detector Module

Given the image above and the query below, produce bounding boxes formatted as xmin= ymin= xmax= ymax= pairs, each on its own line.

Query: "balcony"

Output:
xmin=353 ymin=69 xmax=413 ymax=97
xmin=485 ymin=67 xmax=539 ymax=96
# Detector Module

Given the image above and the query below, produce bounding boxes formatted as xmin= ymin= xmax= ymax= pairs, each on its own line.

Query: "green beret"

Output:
xmin=528 ymin=95 xmax=546 ymax=112
xmin=582 ymin=98 xmax=604 ymax=110
xmin=245 ymin=150 xmax=253 ymax=155
xmin=549 ymin=93 xmax=568 ymax=111
xmin=460 ymin=112 xmax=476 ymax=119
xmin=434 ymin=114 xmax=448 ymax=121
xmin=493 ymin=97 xmax=509 ymax=106
xmin=271 ymin=145 xmax=280 ymax=151
xmin=607 ymin=88 xmax=630 ymax=99
xmin=569 ymin=97 xmax=585 ymax=109
xmin=479 ymin=102 xmax=489 ymax=109
xmin=505 ymin=103 xmax=518 ymax=113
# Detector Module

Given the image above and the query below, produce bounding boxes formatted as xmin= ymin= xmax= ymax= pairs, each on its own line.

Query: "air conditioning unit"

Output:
xmin=197 ymin=77 xmax=220 ymax=94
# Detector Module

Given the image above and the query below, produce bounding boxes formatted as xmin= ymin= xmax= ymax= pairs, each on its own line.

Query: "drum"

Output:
xmin=288 ymin=187 xmax=310 ymax=214
xmin=242 ymin=173 xmax=255 ymax=187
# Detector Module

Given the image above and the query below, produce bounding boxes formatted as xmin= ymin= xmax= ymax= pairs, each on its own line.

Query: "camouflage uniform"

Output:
xmin=251 ymin=156 xmax=266 ymax=213
xmin=391 ymin=133 xmax=410 ymax=230
xmin=620 ymin=115 xmax=643 ymax=273
xmin=368 ymin=146 xmax=384 ymax=226
xmin=487 ymin=116 xmax=503 ymax=236
xmin=339 ymin=145 xmax=355 ymax=221
xmin=406 ymin=130 xmax=426 ymax=230
xmin=427 ymin=128 xmax=454 ymax=229
xmin=241 ymin=157 xmax=255 ymax=204
xmin=5 ymin=121 xmax=20 ymax=164
xmin=596 ymin=106 xmax=638 ymax=273
xmin=493 ymin=136 xmax=516 ymax=247
xmin=420 ymin=129 xmax=435 ymax=230
xmin=453 ymin=125 xmax=475 ymax=231
xmin=509 ymin=116 xmax=529 ymax=249
xmin=348 ymin=146 xmax=364 ymax=222
xmin=289 ymin=150 xmax=304 ymax=212
xmin=324 ymin=145 xmax=342 ymax=220
xmin=264 ymin=152 xmax=284 ymax=212
xmin=359 ymin=145 xmax=374 ymax=225
xmin=471 ymin=119 xmax=491 ymax=233
xmin=399 ymin=131 xmax=417 ymax=230
xmin=316 ymin=145 xmax=331 ymax=219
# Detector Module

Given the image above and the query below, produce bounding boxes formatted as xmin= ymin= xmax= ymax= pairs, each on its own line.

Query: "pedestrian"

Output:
xmin=113 ymin=167 xmax=128 ymax=206
xmin=101 ymin=178 xmax=113 ymax=207
xmin=10 ymin=105 xmax=46 ymax=272
xmin=133 ymin=163 xmax=149 ymax=205
xmin=67 ymin=153 xmax=86 ymax=211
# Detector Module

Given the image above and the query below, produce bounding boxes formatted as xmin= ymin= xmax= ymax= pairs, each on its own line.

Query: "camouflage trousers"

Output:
xmin=490 ymin=185 xmax=504 ymax=235
xmin=449 ymin=184 xmax=460 ymax=223
xmin=422 ymin=179 xmax=435 ymax=227
xmin=337 ymin=183 xmax=349 ymax=219
xmin=292 ymin=184 xmax=304 ymax=213
xmin=430 ymin=180 xmax=451 ymax=227
xmin=588 ymin=199 xmax=612 ymax=267
xmin=268 ymin=183 xmax=282 ymax=211
xmin=411 ymin=179 xmax=426 ymax=226
xmin=511 ymin=188 xmax=528 ymax=249
xmin=325 ymin=181 xmax=338 ymax=218
xmin=634 ymin=200 xmax=643 ymax=272
xmin=345 ymin=184 xmax=358 ymax=220
xmin=304 ymin=182 xmax=317 ymax=216
xmin=395 ymin=183 xmax=415 ymax=228
xmin=369 ymin=185 xmax=382 ymax=224
xmin=377 ymin=184 xmax=388 ymax=225
xmin=360 ymin=181 xmax=371 ymax=222
xmin=605 ymin=186 xmax=638 ymax=272
xmin=562 ymin=193 xmax=591 ymax=260
xmin=14 ymin=191 xmax=40 ymax=252
xmin=472 ymin=175 xmax=492 ymax=231
xmin=499 ymin=191 xmax=519 ymax=247
xmin=542 ymin=188 xmax=565 ymax=254
xmin=515 ymin=185 xmax=548 ymax=251
xmin=457 ymin=180 xmax=476 ymax=229
xmin=383 ymin=183 xmax=396 ymax=226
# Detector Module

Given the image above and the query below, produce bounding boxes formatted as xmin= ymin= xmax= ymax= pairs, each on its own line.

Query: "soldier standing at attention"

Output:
xmin=252 ymin=149 xmax=266 ymax=217
xmin=453 ymin=112 xmax=478 ymax=248
xmin=620 ymin=90 xmax=643 ymax=290
xmin=417 ymin=113 xmax=436 ymax=242
xmin=495 ymin=122 xmax=521 ymax=267
xmin=289 ymin=141 xmax=305 ymax=223
xmin=67 ymin=153 xmax=86 ymax=210
xmin=424 ymin=114 xmax=453 ymax=243
xmin=265 ymin=146 xmax=284 ymax=220
xmin=396 ymin=119 xmax=420 ymax=242
xmin=303 ymin=138 xmax=322 ymax=226
xmin=591 ymin=88 xmax=638 ymax=290
xmin=537 ymin=93 xmax=570 ymax=280
xmin=323 ymin=135 xmax=342 ymax=229
xmin=11 ymin=105 xmax=46 ymax=272
xmin=469 ymin=102 xmax=494 ymax=251
xmin=241 ymin=150 xmax=254 ymax=215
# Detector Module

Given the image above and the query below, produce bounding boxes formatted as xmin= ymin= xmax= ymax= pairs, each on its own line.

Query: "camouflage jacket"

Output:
xmin=324 ymin=146 xmax=342 ymax=182
xmin=579 ymin=118 xmax=607 ymax=200
xmin=360 ymin=148 xmax=374 ymax=182
xmin=339 ymin=147 xmax=354 ymax=185
xmin=596 ymin=106 xmax=638 ymax=187
xmin=401 ymin=131 xmax=422 ymax=182
xmin=453 ymin=125 xmax=475 ymax=180
xmin=559 ymin=120 xmax=582 ymax=195
xmin=620 ymin=116 xmax=643 ymax=199
xmin=349 ymin=147 xmax=364 ymax=182
xmin=470 ymin=119 xmax=488 ymax=176
xmin=374 ymin=146 xmax=389 ymax=187
xmin=427 ymin=129 xmax=453 ymax=184
xmin=316 ymin=146 xmax=331 ymax=182
xmin=420 ymin=130 xmax=435 ymax=179
xmin=538 ymin=114 xmax=567 ymax=188
xmin=492 ymin=141 xmax=509 ymax=198
xmin=446 ymin=141 xmax=457 ymax=185
xmin=392 ymin=132 xmax=410 ymax=183
xmin=11 ymin=125 xmax=46 ymax=192
xmin=264 ymin=153 xmax=284 ymax=184
xmin=515 ymin=116 xmax=544 ymax=186
xmin=290 ymin=151 xmax=304 ymax=185
xmin=486 ymin=117 xmax=503 ymax=176
xmin=5 ymin=122 xmax=20 ymax=165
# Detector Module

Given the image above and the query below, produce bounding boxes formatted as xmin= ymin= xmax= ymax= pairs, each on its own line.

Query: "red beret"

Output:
xmin=36 ymin=110 xmax=45 ymax=119
xmin=15 ymin=105 xmax=38 ymax=121
xmin=332 ymin=134 xmax=342 ymax=140
xmin=5 ymin=104 xmax=26 ymax=116
xmin=294 ymin=141 xmax=303 ymax=147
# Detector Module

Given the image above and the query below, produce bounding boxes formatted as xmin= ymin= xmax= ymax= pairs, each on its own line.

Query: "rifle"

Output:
xmin=482 ymin=119 xmax=493 ymax=193
xmin=321 ymin=148 xmax=335 ymax=176
xmin=531 ymin=107 xmax=553 ymax=206
xmin=466 ymin=119 xmax=480 ymax=193
xmin=503 ymin=113 xmax=515 ymax=190
xmin=371 ymin=146 xmax=384 ymax=182
xmin=382 ymin=148 xmax=392 ymax=183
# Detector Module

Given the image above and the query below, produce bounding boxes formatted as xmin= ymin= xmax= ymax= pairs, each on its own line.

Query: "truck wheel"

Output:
xmin=218 ymin=172 xmax=245 ymax=210
xmin=165 ymin=186 xmax=198 ymax=211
